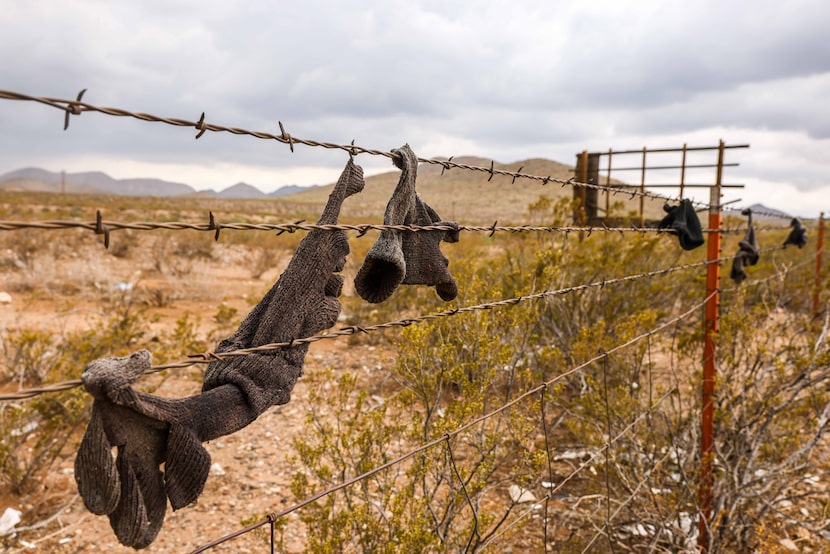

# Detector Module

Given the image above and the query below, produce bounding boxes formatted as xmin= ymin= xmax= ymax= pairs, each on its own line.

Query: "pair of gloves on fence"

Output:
xmin=74 ymin=145 xmax=459 ymax=548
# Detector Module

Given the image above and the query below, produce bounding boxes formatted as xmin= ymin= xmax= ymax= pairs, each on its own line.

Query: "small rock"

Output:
xmin=0 ymin=507 xmax=22 ymax=535
xmin=779 ymin=538 xmax=799 ymax=551
xmin=10 ymin=421 xmax=38 ymax=437
xmin=508 ymin=484 xmax=537 ymax=504
xmin=553 ymin=449 xmax=593 ymax=461
xmin=0 ymin=292 xmax=11 ymax=304
xmin=209 ymin=462 xmax=226 ymax=476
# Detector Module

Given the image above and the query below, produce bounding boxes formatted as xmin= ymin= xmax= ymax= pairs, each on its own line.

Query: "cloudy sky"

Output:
xmin=1 ymin=0 xmax=828 ymax=216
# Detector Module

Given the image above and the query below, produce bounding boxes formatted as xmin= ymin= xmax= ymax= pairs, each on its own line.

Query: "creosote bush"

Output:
xmin=289 ymin=196 xmax=827 ymax=553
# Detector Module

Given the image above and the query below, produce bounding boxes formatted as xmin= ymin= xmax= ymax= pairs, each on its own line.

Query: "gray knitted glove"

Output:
xmin=783 ymin=217 xmax=808 ymax=248
xmin=355 ymin=144 xmax=459 ymax=303
xmin=74 ymin=159 xmax=364 ymax=548
xmin=730 ymin=209 xmax=760 ymax=284
xmin=657 ymin=199 xmax=704 ymax=251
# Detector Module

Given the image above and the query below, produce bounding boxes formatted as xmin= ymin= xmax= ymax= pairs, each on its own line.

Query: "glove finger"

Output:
xmin=109 ymin=450 xmax=151 ymax=548
xmin=355 ymin=231 xmax=406 ymax=303
xmin=110 ymin=442 xmax=168 ymax=549
xmin=75 ymin=402 xmax=120 ymax=515
xmin=165 ymin=423 xmax=211 ymax=510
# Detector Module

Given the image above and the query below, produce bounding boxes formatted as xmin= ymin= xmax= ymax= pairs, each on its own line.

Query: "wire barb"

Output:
xmin=94 ymin=210 xmax=110 ymax=249
xmin=195 ymin=112 xmax=207 ymax=139
xmin=63 ymin=88 xmax=86 ymax=130
xmin=208 ymin=212 xmax=222 ymax=241
xmin=278 ymin=120 xmax=293 ymax=152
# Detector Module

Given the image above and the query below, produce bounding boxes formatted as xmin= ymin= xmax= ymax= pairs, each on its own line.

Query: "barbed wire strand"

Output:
xmin=0 ymin=252 xmax=745 ymax=402
xmin=0 ymin=89 xmax=712 ymax=210
xmin=188 ymin=294 xmax=709 ymax=553
xmin=0 ymin=214 xmax=796 ymax=240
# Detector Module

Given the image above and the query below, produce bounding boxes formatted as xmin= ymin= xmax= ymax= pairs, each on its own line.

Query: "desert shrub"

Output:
xmin=288 ymin=198 xmax=829 ymax=552
xmin=107 ymin=229 xmax=139 ymax=258
xmin=147 ymin=231 xmax=214 ymax=276
xmin=701 ymin=301 xmax=830 ymax=552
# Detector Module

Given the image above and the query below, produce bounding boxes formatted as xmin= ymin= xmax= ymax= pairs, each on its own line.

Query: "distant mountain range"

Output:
xmin=0 ymin=167 xmax=318 ymax=198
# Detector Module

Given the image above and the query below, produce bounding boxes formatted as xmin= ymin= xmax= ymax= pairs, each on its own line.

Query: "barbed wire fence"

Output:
xmin=0 ymin=214 xmax=794 ymax=240
xmin=185 ymin=246 xmax=824 ymax=554
xmin=0 ymin=88 xmax=710 ymax=209
xmin=0 ymin=88 xmax=827 ymax=553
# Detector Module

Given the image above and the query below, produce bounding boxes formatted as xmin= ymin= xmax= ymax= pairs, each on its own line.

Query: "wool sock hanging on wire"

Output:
xmin=730 ymin=208 xmax=761 ymax=284
xmin=657 ymin=198 xmax=704 ymax=251
xmin=783 ymin=217 xmax=808 ymax=248
xmin=355 ymin=144 xmax=459 ymax=303
xmin=74 ymin=158 xmax=365 ymax=549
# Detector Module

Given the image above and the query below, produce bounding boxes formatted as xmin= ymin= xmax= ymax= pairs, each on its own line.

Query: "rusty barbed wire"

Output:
xmin=189 ymin=295 xmax=708 ymax=553
xmin=0 ymin=213 xmax=796 ymax=246
xmin=0 ymin=88 xmax=712 ymax=209
xmin=0 ymin=247 xmax=789 ymax=402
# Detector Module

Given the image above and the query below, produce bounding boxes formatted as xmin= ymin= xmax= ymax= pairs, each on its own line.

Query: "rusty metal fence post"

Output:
xmin=639 ymin=146 xmax=646 ymax=226
xmin=699 ymin=140 xmax=724 ymax=551
xmin=816 ymin=212 xmax=825 ymax=320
